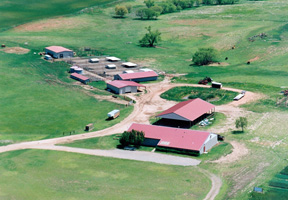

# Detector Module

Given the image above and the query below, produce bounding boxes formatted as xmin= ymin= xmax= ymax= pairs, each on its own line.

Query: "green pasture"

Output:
xmin=0 ymin=0 xmax=117 ymax=31
xmin=0 ymin=149 xmax=210 ymax=200
xmin=160 ymin=86 xmax=238 ymax=105
xmin=0 ymin=52 xmax=133 ymax=142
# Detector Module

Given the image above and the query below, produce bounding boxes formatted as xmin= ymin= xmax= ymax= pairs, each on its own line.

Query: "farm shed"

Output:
xmin=106 ymin=64 xmax=116 ymax=69
xmin=156 ymin=98 xmax=215 ymax=126
xmin=122 ymin=62 xmax=137 ymax=68
xmin=106 ymin=56 xmax=121 ymax=62
xmin=70 ymin=73 xmax=90 ymax=84
xmin=45 ymin=46 xmax=73 ymax=59
xmin=89 ymin=58 xmax=99 ymax=63
xmin=128 ymin=123 xmax=218 ymax=155
xmin=114 ymin=71 xmax=158 ymax=82
xmin=212 ymin=81 xmax=222 ymax=89
xmin=107 ymin=80 xmax=145 ymax=94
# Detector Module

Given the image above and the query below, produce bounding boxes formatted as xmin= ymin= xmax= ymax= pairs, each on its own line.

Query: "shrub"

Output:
xmin=139 ymin=26 xmax=161 ymax=47
xmin=136 ymin=8 xmax=160 ymax=20
xmin=115 ymin=5 xmax=128 ymax=18
xmin=192 ymin=48 xmax=218 ymax=65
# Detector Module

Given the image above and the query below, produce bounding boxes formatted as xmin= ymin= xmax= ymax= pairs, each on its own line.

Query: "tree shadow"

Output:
xmin=232 ymin=130 xmax=244 ymax=134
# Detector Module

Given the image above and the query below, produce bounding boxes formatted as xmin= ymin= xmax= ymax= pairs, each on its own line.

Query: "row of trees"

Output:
xmin=115 ymin=0 xmax=239 ymax=18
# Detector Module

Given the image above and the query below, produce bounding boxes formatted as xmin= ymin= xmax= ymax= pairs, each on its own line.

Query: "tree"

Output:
xmin=235 ymin=117 xmax=248 ymax=132
xmin=115 ymin=5 xmax=128 ymax=18
xmin=144 ymin=0 xmax=155 ymax=8
xmin=192 ymin=48 xmax=218 ymax=65
xmin=139 ymin=26 xmax=161 ymax=47
xmin=136 ymin=8 xmax=160 ymax=20
xmin=119 ymin=130 xmax=145 ymax=146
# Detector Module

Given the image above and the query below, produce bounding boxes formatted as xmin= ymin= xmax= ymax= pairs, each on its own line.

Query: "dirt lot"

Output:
xmin=0 ymin=47 xmax=30 ymax=54
xmin=65 ymin=57 xmax=146 ymax=78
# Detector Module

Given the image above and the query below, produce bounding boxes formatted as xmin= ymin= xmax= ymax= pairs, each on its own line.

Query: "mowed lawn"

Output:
xmin=0 ymin=150 xmax=210 ymax=200
xmin=0 ymin=52 xmax=133 ymax=142
xmin=0 ymin=0 xmax=116 ymax=30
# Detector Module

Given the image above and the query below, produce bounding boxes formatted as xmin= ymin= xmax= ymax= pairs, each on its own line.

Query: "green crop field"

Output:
xmin=1 ymin=0 xmax=288 ymax=199
xmin=160 ymin=86 xmax=238 ymax=105
xmin=0 ymin=150 xmax=210 ymax=200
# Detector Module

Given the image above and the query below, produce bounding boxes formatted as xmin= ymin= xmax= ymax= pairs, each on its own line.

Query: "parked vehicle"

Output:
xmin=107 ymin=109 xmax=120 ymax=119
xmin=124 ymin=146 xmax=136 ymax=151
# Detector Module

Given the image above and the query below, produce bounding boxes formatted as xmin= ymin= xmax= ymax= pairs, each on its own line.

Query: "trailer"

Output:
xmin=211 ymin=81 xmax=222 ymax=89
xmin=107 ymin=109 xmax=120 ymax=119
xmin=234 ymin=91 xmax=246 ymax=101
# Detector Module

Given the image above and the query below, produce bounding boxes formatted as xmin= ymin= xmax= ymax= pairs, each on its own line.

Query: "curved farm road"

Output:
xmin=0 ymin=76 xmax=264 ymax=199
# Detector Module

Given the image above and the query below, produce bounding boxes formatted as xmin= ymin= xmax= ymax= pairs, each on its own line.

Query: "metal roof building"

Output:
xmin=128 ymin=123 xmax=218 ymax=155
xmin=114 ymin=71 xmax=158 ymax=82
xmin=70 ymin=73 xmax=90 ymax=84
xmin=107 ymin=80 xmax=145 ymax=94
xmin=156 ymin=98 xmax=215 ymax=126
xmin=45 ymin=46 xmax=73 ymax=59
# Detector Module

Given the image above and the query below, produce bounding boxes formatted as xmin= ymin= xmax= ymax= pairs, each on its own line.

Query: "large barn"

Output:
xmin=107 ymin=80 xmax=146 ymax=94
xmin=114 ymin=71 xmax=158 ymax=82
xmin=45 ymin=46 xmax=73 ymax=59
xmin=128 ymin=123 xmax=218 ymax=155
xmin=156 ymin=98 xmax=215 ymax=127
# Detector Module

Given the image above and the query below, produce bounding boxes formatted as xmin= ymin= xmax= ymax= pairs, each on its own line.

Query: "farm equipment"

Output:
xmin=107 ymin=109 xmax=120 ymax=119
xmin=234 ymin=90 xmax=246 ymax=101
xmin=198 ymin=77 xmax=213 ymax=85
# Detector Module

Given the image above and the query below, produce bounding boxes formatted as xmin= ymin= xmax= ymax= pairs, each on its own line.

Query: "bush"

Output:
xmin=115 ymin=5 xmax=128 ymax=18
xmin=144 ymin=0 xmax=155 ymax=8
xmin=119 ymin=130 xmax=145 ymax=146
xmin=192 ymin=48 xmax=218 ymax=65
xmin=159 ymin=2 xmax=177 ymax=14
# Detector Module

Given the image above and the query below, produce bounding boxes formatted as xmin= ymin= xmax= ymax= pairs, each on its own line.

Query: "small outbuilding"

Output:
xmin=212 ymin=81 xmax=222 ymax=89
xmin=106 ymin=56 xmax=121 ymax=62
xmin=45 ymin=46 xmax=73 ymax=59
xmin=128 ymin=123 xmax=218 ymax=155
xmin=89 ymin=58 xmax=99 ymax=63
xmin=122 ymin=62 xmax=137 ymax=68
xmin=114 ymin=71 xmax=158 ymax=82
xmin=70 ymin=73 xmax=90 ymax=84
xmin=106 ymin=64 xmax=117 ymax=69
xmin=107 ymin=80 xmax=146 ymax=94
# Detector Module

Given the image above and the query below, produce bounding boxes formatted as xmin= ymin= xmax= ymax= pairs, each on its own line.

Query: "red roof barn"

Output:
xmin=114 ymin=71 xmax=158 ymax=82
xmin=128 ymin=123 xmax=218 ymax=155
xmin=156 ymin=98 xmax=215 ymax=127
xmin=70 ymin=73 xmax=90 ymax=84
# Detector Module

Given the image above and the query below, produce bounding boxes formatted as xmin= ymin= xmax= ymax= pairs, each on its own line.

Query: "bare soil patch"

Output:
xmin=14 ymin=17 xmax=86 ymax=32
xmin=0 ymin=47 xmax=30 ymax=54
xmin=207 ymin=62 xmax=229 ymax=66
xmin=248 ymin=56 xmax=260 ymax=62
xmin=211 ymin=141 xmax=249 ymax=164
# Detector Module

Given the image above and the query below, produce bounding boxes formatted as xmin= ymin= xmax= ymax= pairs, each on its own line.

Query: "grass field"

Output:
xmin=0 ymin=149 xmax=210 ymax=200
xmin=0 ymin=0 xmax=117 ymax=31
xmin=0 ymin=52 xmax=133 ymax=142
xmin=1 ymin=0 xmax=288 ymax=199
xmin=160 ymin=86 xmax=238 ymax=105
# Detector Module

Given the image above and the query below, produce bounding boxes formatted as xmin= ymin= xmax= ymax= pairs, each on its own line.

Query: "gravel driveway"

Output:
xmin=31 ymin=145 xmax=201 ymax=166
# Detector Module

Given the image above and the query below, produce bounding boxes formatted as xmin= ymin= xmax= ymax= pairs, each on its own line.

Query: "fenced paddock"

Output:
xmin=64 ymin=57 xmax=142 ymax=78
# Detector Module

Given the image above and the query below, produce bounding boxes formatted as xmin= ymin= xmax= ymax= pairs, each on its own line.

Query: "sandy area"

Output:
xmin=0 ymin=47 xmax=30 ymax=54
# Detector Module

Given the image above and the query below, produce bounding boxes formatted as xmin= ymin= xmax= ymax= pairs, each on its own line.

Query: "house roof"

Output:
xmin=70 ymin=73 xmax=89 ymax=81
xmin=118 ymin=71 xmax=158 ymax=80
xmin=157 ymin=98 xmax=215 ymax=122
xmin=45 ymin=46 xmax=73 ymax=53
xmin=107 ymin=80 xmax=145 ymax=89
xmin=128 ymin=123 xmax=211 ymax=151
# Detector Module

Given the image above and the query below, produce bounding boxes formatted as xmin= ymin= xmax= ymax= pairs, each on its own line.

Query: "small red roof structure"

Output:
xmin=128 ymin=123 xmax=213 ymax=152
xmin=70 ymin=73 xmax=89 ymax=81
xmin=107 ymin=80 xmax=146 ymax=89
xmin=118 ymin=71 xmax=158 ymax=80
xmin=45 ymin=46 xmax=72 ymax=53
xmin=157 ymin=98 xmax=215 ymax=122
